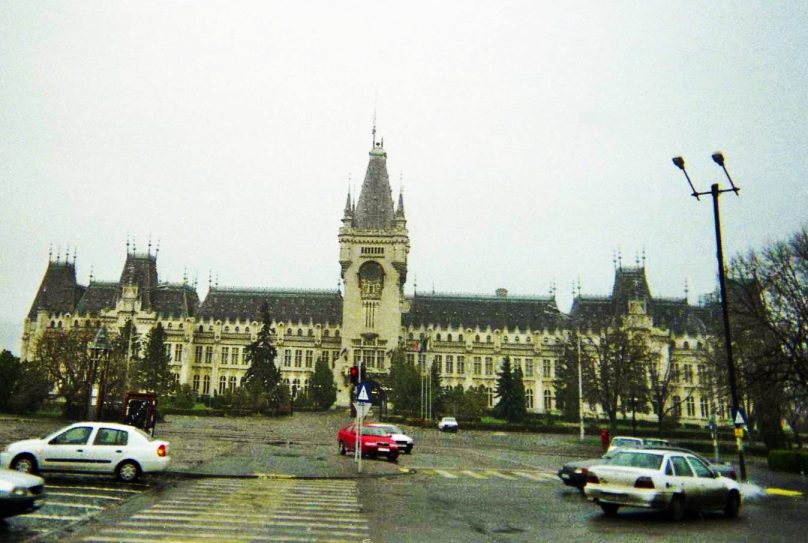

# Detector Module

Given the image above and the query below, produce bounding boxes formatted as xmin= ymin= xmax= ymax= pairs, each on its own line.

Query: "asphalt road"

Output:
xmin=1 ymin=411 xmax=806 ymax=542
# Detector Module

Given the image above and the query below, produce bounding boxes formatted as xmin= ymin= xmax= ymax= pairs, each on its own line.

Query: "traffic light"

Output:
xmin=349 ymin=365 xmax=359 ymax=384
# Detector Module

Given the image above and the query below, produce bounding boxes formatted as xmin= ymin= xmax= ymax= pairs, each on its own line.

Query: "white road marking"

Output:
xmin=46 ymin=491 xmax=125 ymax=500
xmin=461 ymin=470 xmax=488 ymax=479
xmin=484 ymin=470 xmax=516 ymax=480
xmin=25 ymin=513 xmax=86 ymax=521
xmin=45 ymin=501 xmax=104 ymax=510
xmin=47 ymin=484 xmax=142 ymax=493
xmin=434 ymin=469 xmax=459 ymax=478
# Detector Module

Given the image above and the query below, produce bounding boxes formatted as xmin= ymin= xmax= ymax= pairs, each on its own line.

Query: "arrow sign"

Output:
xmin=356 ymin=383 xmax=371 ymax=403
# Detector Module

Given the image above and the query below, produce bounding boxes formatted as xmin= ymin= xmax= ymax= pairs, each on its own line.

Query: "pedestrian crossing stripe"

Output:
xmin=417 ymin=468 xmax=556 ymax=481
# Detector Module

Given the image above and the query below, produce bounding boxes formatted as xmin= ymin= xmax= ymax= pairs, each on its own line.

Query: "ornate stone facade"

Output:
xmin=21 ymin=139 xmax=721 ymax=422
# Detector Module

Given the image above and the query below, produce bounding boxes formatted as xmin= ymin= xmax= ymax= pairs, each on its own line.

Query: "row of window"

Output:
xmin=190 ymin=374 xmax=311 ymax=397
xmin=406 ymin=354 xmax=556 ymax=379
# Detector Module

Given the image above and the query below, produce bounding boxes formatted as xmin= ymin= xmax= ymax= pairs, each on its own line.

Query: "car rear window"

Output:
xmin=609 ymin=451 xmax=664 ymax=469
xmin=612 ymin=438 xmax=642 ymax=447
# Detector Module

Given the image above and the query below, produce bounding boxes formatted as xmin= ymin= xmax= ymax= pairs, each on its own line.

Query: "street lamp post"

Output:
xmin=88 ymin=327 xmax=111 ymax=421
xmin=671 ymin=152 xmax=747 ymax=481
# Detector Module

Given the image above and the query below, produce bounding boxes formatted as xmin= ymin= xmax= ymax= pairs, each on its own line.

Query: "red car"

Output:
xmin=337 ymin=424 xmax=400 ymax=461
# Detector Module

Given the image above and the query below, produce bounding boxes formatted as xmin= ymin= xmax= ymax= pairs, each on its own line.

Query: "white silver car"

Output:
xmin=368 ymin=423 xmax=414 ymax=454
xmin=584 ymin=449 xmax=741 ymax=520
xmin=0 ymin=468 xmax=45 ymax=518
xmin=0 ymin=422 xmax=170 ymax=482
xmin=438 ymin=417 xmax=459 ymax=432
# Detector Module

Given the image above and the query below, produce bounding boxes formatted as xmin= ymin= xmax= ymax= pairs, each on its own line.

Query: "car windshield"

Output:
xmin=609 ymin=451 xmax=664 ymax=470
xmin=375 ymin=425 xmax=402 ymax=434
xmin=443 ymin=418 xmax=457 ymax=423
xmin=361 ymin=427 xmax=388 ymax=436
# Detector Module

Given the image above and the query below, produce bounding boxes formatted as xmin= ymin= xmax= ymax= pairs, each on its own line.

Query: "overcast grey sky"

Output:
xmin=2 ymin=1 xmax=807 ymax=354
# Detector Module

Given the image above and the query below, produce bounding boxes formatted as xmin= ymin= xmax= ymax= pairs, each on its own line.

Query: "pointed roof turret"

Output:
xmin=354 ymin=140 xmax=396 ymax=229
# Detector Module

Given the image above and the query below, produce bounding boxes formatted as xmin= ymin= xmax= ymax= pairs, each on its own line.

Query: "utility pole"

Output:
xmin=578 ymin=333 xmax=584 ymax=440
xmin=671 ymin=152 xmax=747 ymax=481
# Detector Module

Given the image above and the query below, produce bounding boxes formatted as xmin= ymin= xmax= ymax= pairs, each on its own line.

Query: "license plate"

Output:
xmin=378 ymin=447 xmax=389 ymax=452
xmin=603 ymin=493 xmax=628 ymax=502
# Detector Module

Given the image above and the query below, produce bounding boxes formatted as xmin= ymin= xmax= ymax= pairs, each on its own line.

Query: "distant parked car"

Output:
xmin=0 ymin=422 xmax=170 ymax=482
xmin=0 ymin=469 xmax=45 ymax=518
xmin=337 ymin=424 xmax=399 ymax=461
xmin=642 ymin=438 xmax=670 ymax=449
xmin=606 ymin=436 xmax=643 ymax=454
xmin=367 ymin=423 xmax=414 ymax=454
xmin=584 ymin=448 xmax=741 ymax=520
xmin=438 ymin=417 xmax=459 ymax=432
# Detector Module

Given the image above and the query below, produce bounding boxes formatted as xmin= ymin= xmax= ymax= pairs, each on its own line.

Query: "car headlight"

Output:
xmin=11 ymin=487 xmax=33 ymax=497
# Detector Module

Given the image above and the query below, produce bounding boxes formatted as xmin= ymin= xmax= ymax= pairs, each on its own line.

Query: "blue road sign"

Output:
xmin=356 ymin=383 xmax=371 ymax=403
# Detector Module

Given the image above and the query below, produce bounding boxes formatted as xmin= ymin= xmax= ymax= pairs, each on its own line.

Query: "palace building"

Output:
xmin=20 ymin=138 xmax=720 ymax=421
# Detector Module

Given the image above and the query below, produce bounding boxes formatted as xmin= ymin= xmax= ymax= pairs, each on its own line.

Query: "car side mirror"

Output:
xmin=713 ymin=471 xmax=721 ymax=479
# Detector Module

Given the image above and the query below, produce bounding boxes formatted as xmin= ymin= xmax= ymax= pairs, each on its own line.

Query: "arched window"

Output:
xmin=297 ymin=328 xmax=303 ymax=336
xmin=526 ymin=336 xmax=532 ymax=343
xmin=686 ymin=396 xmax=696 ymax=417
xmin=436 ymin=333 xmax=442 ymax=342
xmin=323 ymin=329 xmax=330 ymax=338
xmin=192 ymin=375 xmax=200 ymax=392
xmin=224 ymin=326 xmax=229 ymax=332
xmin=683 ymin=341 xmax=690 ymax=350
xmin=229 ymin=376 xmax=237 ymax=391
xmin=526 ymin=389 xmax=534 ymax=409
xmin=167 ymin=323 xmax=173 ymax=330
xmin=700 ymin=397 xmax=709 ymax=418
xmin=235 ymin=326 xmax=240 ymax=333
xmin=198 ymin=325 xmax=204 ymax=332
xmin=57 ymin=321 xmax=63 ymax=329
xmin=179 ymin=323 xmax=184 ymax=330
xmin=515 ymin=336 xmax=520 ymax=343
xmin=447 ymin=333 xmax=453 ymax=342
xmin=308 ymin=329 xmax=313 ymax=337
xmin=335 ymin=330 xmax=340 ymax=337
xmin=286 ymin=328 xmax=292 ymax=336
xmin=218 ymin=376 xmax=227 ymax=395
xmin=203 ymin=375 xmax=210 ymax=395
xmin=503 ymin=335 xmax=509 ymax=343
xmin=673 ymin=395 xmax=682 ymax=417
xmin=245 ymin=327 xmax=250 ymax=333
xmin=544 ymin=390 xmax=553 ymax=411
xmin=73 ymin=320 xmax=79 ymax=327
xmin=458 ymin=334 xmax=463 ymax=342
xmin=475 ymin=335 xmax=480 ymax=342
xmin=486 ymin=335 xmax=492 ymax=343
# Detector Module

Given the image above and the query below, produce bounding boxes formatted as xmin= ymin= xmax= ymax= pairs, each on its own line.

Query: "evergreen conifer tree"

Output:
xmin=494 ymin=356 xmax=514 ymax=420
xmin=243 ymin=302 xmax=289 ymax=413
xmin=135 ymin=323 xmax=174 ymax=396
xmin=310 ymin=355 xmax=337 ymax=410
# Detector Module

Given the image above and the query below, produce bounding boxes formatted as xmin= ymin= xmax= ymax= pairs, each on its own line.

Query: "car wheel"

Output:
xmin=405 ymin=446 xmax=413 ymax=454
xmin=724 ymin=490 xmax=740 ymax=518
xmin=387 ymin=454 xmax=399 ymax=463
xmin=116 ymin=460 xmax=141 ymax=483
xmin=599 ymin=502 xmax=620 ymax=516
xmin=338 ymin=441 xmax=347 ymax=455
xmin=667 ymin=495 xmax=685 ymax=521
xmin=10 ymin=454 xmax=38 ymax=475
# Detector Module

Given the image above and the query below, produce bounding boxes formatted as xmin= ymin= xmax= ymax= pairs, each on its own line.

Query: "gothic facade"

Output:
xmin=21 ymin=140 xmax=721 ymax=422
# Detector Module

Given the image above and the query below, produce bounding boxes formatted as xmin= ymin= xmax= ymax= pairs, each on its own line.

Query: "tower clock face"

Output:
xmin=358 ymin=261 xmax=384 ymax=300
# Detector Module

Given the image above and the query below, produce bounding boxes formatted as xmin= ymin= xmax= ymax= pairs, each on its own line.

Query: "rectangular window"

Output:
xmin=512 ymin=358 xmax=521 ymax=373
xmin=164 ymin=344 xmax=172 ymax=360
xmin=295 ymin=350 xmax=303 ymax=368
xmin=473 ymin=357 xmax=482 ymax=376
xmin=543 ymin=359 xmax=551 ymax=379
xmin=445 ymin=355 xmax=453 ymax=374
xmin=306 ymin=350 xmax=313 ymax=368
xmin=457 ymin=356 xmax=465 ymax=374
xmin=195 ymin=345 xmax=203 ymax=363
xmin=205 ymin=346 xmax=213 ymax=364
xmin=525 ymin=358 xmax=533 ymax=377
xmin=174 ymin=344 xmax=183 ymax=363
xmin=284 ymin=349 xmax=292 ymax=367
xmin=683 ymin=364 xmax=692 ymax=383
xmin=203 ymin=375 xmax=210 ymax=394
xmin=484 ymin=357 xmax=493 ymax=376
xmin=222 ymin=347 xmax=229 ymax=364
xmin=232 ymin=347 xmax=239 ymax=364
xmin=365 ymin=350 xmax=376 ymax=369
xmin=434 ymin=355 xmax=442 ymax=373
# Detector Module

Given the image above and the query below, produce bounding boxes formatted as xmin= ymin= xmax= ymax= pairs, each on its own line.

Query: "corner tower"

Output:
xmin=338 ymin=139 xmax=409 ymax=404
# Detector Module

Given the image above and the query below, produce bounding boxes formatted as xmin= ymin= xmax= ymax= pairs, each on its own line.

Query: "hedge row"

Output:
xmin=768 ymin=449 xmax=808 ymax=473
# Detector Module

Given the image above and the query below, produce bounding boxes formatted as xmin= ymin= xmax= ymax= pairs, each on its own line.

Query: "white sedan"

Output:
xmin=0 ymin=422 xmax=170 ymax=482
xmin=438 ymin=417 xmax=459 ymax=432
xmin=584 ymin=449 xmax=741 ymax=520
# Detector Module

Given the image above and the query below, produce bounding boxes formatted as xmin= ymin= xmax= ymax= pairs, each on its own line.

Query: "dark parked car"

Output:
xmin=558 ymin=455 xmax=611 ymax=491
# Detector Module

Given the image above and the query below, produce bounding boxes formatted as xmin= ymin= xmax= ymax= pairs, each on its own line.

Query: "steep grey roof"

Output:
xmin=152 ymin=284 xmax=200 ymax=318
xmin=353 ymin=145 xmax=395 ymax=229
xmin=118 ymin=253 xmax=158 ymax=311
xmin=27 ymin=262 xmax=85 ymax=319
xmin=569 ymin=297 xmax=613 ymax=331
xmin=198 ymin=288 xmax=343 ymax=324
xmin=611 ymin=266 xmax=651 ymax=312
xmin=404 ymin=292 xmax=566 ymax=331
xmin=75 ymin=282 xmax=118 ymax=316
xmin=649 ymin=299 xmax=708 ymax=336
